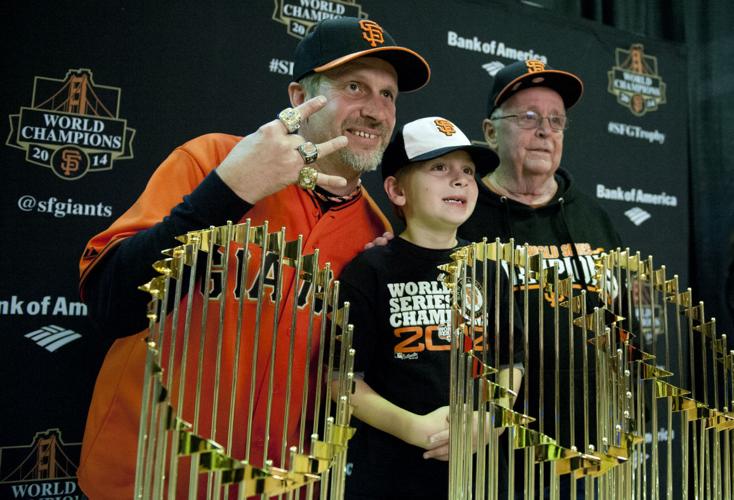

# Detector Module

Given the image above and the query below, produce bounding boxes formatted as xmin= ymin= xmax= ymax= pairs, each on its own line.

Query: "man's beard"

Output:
xmin=339 ymin=145 xmax=385 ymax=173
xmin=301 ymin=113 xmax=389 ymax=173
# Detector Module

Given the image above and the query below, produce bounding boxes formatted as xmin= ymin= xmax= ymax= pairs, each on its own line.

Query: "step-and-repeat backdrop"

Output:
xmin=1 ymin=1 xmax=687 ymax=497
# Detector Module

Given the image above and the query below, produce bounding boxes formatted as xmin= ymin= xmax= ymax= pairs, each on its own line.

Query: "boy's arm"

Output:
xmin=339 ymin=377 xmax=451 ymax=460
xmin=422 ymin=366 xmax=523 ymax=460
xmin=496 ymin=366 xmax=523 ymax=410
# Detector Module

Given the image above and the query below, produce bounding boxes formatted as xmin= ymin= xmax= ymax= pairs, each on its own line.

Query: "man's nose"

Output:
xmin=535 ymin=117 xmax=552 ymax=136
xmin=361 ymin=95 xmax=392 ymax=122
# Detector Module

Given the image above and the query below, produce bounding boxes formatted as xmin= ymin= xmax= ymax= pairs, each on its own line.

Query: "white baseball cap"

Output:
xmin=380 ymin=116 xmax=498 ymax=179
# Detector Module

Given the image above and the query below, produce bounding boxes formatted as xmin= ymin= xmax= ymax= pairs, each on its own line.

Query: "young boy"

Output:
xmin=338 ymin=117 xmax=524 ymax=499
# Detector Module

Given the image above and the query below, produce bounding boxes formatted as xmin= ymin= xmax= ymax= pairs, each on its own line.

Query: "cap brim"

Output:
xmin=494 ymin=69 xmax=584 ymax=110
xmin=412 ymin=145 xmax=498 ymax=176
xmin=315 ymin=46 xmax=431 ymax=92
xmin=380 ymin=143 xmax=500 ymax=179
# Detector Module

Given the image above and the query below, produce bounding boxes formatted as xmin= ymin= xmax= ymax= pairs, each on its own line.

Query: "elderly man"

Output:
xmin=459 ymin=60 xmax=622 ymax=498
xmin=76 ymin=17 xmax=429 ymax=499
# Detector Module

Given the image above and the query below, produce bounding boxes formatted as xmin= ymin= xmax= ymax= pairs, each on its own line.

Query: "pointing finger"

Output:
xmin=275 ymin=95 xmax=327 ymax=134
xmin=295 ymin=95 xmax=328 ymax=120
xmin=314 ymin=135 xmax=349 ymax=159
xmin=315 ymin=172 xmax=347 ymax=190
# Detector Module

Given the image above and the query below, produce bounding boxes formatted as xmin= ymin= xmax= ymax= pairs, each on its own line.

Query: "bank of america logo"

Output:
xmin=25 ymin=325 xmax=81 ymax=352
xmin=482 ymin=61 xmax=504 ymax=76
xmin=625 ymin=206 xmax=651 ymax=226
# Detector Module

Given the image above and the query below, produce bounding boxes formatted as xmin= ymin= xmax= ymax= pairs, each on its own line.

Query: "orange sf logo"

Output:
xmin=61 ymin=149 xmax=82 ymax=176
xmin=525 ymin=60 xmax=546 ymax=73
xmin=434 ymin=119 xmax=456 ymax=136
xmin=359 ymin=20 xmax=384 ymax=47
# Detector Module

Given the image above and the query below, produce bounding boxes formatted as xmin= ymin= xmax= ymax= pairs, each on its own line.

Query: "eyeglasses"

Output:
xmin=491 ymin=110 xmax=568 ymax=131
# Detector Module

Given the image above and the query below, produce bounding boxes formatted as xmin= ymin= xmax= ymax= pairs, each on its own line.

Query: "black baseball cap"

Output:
xmin=381 ymin=117 xmax=499 ymax=180
xmin=488 ymin=59 xmax=584 ymax=115
xmin=293 ymin=17 xmax=430 ymax=92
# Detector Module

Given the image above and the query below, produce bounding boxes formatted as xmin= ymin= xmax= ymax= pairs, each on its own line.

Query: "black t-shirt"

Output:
xmin=339 ymin=236 xmax=523 ymax=499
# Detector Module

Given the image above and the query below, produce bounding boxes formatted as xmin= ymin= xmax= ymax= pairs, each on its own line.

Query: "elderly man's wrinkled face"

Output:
xmin=492 ymin=87 xmax=565 ymax=177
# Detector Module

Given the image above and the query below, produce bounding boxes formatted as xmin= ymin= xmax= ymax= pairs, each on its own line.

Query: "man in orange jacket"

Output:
xmin=77 ymin=17 xmax=430 ymax=499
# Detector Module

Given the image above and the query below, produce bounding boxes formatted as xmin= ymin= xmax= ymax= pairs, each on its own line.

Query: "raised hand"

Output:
xmin=216 ymin=95 xmax=348 ymax=203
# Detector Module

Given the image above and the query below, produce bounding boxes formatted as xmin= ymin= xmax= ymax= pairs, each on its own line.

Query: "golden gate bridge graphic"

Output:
xmin=608 ymin=44 xmax=666 ymax=117
xmin=0 ymin=429 xmax=80 ymax=483
xmin=33 ymin=69 xmax=117 ymax=118
xmin=6 ymin=68 xmax=135 ymax=179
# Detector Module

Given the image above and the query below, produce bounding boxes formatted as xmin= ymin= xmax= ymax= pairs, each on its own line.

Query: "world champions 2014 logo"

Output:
xmin=0 ymin=429 xmax=84 ymax=499
xmin=6 ymin=68 xmax=135 ymax=180
xmin=272 ymin=0 xmax=366 ymax=38
xmin=607 ymin=44 xmax=667 ymax=117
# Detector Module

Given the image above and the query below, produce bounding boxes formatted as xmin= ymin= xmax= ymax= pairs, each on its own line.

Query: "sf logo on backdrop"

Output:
xmin=6 ymin=68 xmax=135 ymax=180
xmin=607 ymin=43 xmax=667 ymax=117
xmin=272 ymin=0 xmax=366 ymax=38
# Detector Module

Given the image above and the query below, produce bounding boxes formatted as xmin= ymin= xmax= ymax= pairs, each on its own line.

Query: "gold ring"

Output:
xmin=278 ymin=107 xmax=302 ymax=133
xmin=296 ymin=141 xmax=319 ymax=164
xmin=297 ymin=166 xmax=318 ymax=190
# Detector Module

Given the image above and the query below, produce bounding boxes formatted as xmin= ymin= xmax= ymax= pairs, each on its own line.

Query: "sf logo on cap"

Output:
xmin=359 ymin=20 xmax=384 ymax=47
xmin=434 ymin=119 xmax=457 ymax=136
xmin=525 ymin=60 xmax=546 ymax=73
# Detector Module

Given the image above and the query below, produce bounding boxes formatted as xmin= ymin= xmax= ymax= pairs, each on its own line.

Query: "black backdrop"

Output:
xmin=0 ymin=0 xmax=698 ymax=496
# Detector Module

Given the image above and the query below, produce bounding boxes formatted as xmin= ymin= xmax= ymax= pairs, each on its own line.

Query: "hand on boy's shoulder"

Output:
xmin=363 ymin=231 xmax=394 ymax=250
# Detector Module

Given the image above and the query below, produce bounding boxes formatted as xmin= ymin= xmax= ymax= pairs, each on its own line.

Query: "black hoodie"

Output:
xmin=459 ymin=167 xmax=623 ymax=454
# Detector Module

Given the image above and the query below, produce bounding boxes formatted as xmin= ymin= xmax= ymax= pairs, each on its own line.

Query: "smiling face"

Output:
xmin=489 ymin=86 xmax=565 ymax=178
xmin=297 ymin=57 xmax=398 ymax=176
xmin=387 ymin=150 xmax=479 ymax=233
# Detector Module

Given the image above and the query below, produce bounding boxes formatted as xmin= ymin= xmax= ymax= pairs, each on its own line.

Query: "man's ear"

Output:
xmin=482 ymin=118 xmax=499 ymax=151
xmin=288 ymin=82 xmax=306 ymax=106
xmin=384 ymin=176 xmax=406 ymax=207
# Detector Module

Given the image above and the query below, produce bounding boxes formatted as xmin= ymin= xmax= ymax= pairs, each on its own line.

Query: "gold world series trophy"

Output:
xmin=133 ymin=218 xmax=733 ymax=499
xmin=441 ymin=239 xmax=733 ymax=500
xmin=134 ymin=220 xmax=357 ymax=499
